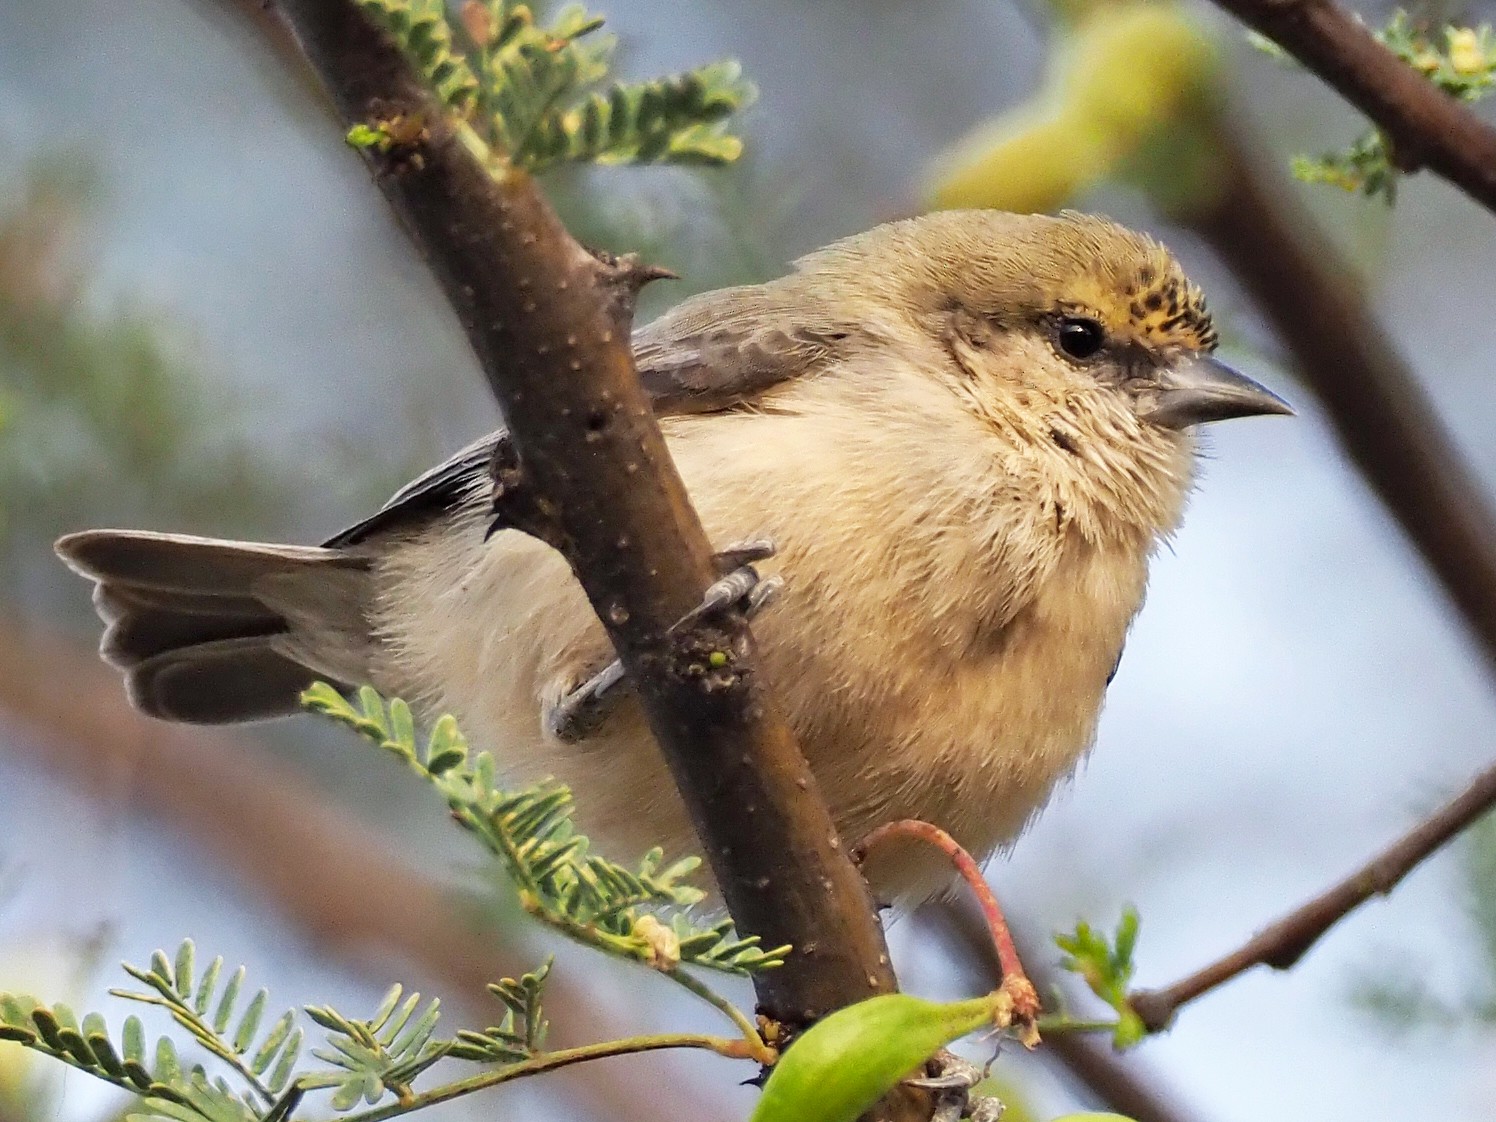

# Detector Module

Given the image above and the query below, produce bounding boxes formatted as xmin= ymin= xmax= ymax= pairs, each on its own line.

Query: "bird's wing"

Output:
xmin=322 ymin=431 xmax=500 ymax=547
xmin=324 ymin=283 xmax=848 ymax=548
xmin=631 ymin=282 xmax=847 ymax=414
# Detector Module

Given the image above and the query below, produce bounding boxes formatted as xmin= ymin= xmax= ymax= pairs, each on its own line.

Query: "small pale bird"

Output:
xmin=58 ymin=210 xmax=1288 ymax=903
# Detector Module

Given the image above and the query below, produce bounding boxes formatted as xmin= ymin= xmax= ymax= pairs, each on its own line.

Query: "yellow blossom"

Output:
xmin=1448 ymin=27 xmax=1487 ymax=75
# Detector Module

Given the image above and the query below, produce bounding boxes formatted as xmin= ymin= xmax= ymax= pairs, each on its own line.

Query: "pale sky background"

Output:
xmin=4 ymin=2 xmax=1496 ymax=1121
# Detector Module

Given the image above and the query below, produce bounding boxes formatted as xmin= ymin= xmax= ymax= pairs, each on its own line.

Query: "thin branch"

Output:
xmin=256 ymin=0 xmax=898 ymax=1038
xmin=1186 ymin=116 xmax=1496 ymax=676
xmin=336 ymin=1032 xmax=748 ymax=1122
xmin=662 ymin=968 xmax=774 ymax=1063
xmin=1209 ymin=0 xmax=1496 ymax=214
xmin=1127 ymin=754 xmax=1496 ymax=1031
xmin=1129 ymin=96 xmax=1496 ymax=1033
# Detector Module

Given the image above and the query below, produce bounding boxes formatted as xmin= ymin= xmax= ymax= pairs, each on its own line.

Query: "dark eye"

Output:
xmin=1057 ymin=316 xmax=1106 ymax=360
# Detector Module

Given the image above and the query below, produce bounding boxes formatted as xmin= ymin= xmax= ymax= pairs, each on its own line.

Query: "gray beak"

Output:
xmin=1139 ymin=356 xmax=1294 ymax=429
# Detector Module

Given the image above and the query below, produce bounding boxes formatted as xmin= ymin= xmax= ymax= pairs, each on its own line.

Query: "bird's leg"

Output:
xmin=543 ymin=540 xmax=780 ymax=743
xmin=907 ymin=1051 xmax=1002 ymax=1122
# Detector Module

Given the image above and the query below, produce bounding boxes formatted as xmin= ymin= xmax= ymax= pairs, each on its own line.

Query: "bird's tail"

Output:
xmin=55 ymin=530 xmax=378 ymax=724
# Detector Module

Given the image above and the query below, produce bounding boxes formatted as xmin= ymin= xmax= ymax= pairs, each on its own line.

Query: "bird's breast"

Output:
xmin=746 ymin=507 xmax=1152 ymax=882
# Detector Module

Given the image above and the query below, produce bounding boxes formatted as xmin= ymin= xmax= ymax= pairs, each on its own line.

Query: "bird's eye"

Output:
xmin=1057 ymin=317 xmax=1106 ymax=360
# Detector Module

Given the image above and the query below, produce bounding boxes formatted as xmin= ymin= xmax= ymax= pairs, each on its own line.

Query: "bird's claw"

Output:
xmin=908 ymin=1051 xmax=1002 ymax=1122
xmin=544 ymin=539 xmax=780 ymax=743
xmin=670 ymin=538 xmax=780 ymax=633
xmin=905 ymin=1052 xmax=985 ymax=1091
xmin=712 ymin=537 xmax=776 ymax=572
xmin=542 ymin=659 xmax=628 ymax=742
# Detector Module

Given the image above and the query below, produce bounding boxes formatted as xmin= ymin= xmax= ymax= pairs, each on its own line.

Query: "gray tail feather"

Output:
xmin=56 ymin=529 xmax=376 ymax=724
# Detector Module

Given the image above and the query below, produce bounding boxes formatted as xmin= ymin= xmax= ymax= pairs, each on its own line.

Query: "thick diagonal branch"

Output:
xmin=1209 ymin=0 xmax=1496 ymax=215
xmin=258 ymin=0 xmax=897 ymax=1032
xmin=1188 ymin=119 xmax=1496 ymax=675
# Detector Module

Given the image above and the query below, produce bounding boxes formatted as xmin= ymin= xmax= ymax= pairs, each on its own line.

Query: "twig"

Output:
xmin=927 ymin=901 xmax=1211 ymax=1122
xmin=334 ymin=1032 xmax=751 ymax=1122
xmin=256 ymin=0 xmax=900 ymax=1036
xmin=1138 ymin=99 xmax=1496 ymax=1033
xmin=1185 ymin=116 xmax=1496 ymax=677
xmin=524 ymin=889 xmax=772 ymax=1059
xmin=853 ymin=820 xmax=1040 ymax=1037
xmin=1127 ymin=754 xmax=1496 ymax=1031
xmin=662 ymin=967 xmax=777 ymax=1064
xmin=1034 ymin=1016 xmax=1128 ymax=1035
xmin=1208 ymin=0 xmax=1496 ymax=214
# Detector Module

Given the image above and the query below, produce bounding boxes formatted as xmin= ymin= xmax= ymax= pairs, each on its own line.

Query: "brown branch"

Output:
xmin=926 ymin=901 xmax=1211 ymax=1122
xmin=1127 ymin=754 xmax=1496 ymax=1031
xmin=1208 ymin=0 xmax=1496 ymax=214
xmin=1185 ymin=117 xmax=1496 ymax=675
xmin=258 ymin=0 xmax=897 ymax=1042
xmin=0 ymin=619 xmax=718 ymax=1122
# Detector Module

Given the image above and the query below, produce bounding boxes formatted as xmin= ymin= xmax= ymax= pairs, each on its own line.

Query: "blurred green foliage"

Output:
xmin=355 ymin=0 xmax=753 ymax=171
xmin=1053 ymin=909 xmax=1146 ymax=1049
xmin=0 ymin=144 xmax=771 ymax=635
xmin=0 ymin=153 xmax=294 ymax=618
xmin=0 ymin=684 xmax=798 ymax=1122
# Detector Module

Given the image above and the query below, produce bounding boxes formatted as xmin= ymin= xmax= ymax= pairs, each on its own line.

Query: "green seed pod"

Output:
xmin=749 ymin=992 xmax=999 ymax=1122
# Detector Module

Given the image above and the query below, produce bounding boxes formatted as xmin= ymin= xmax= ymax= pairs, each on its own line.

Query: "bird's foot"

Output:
xmin=543 ymin=658 xmax=629 ymax=743
xmin=543 ymin=539 xmax=780 ymax=743
xmin=668 ymin=538 xmax=781 ymax=633
xmin=906 ymin=1051 xmax=1002 ymax=1122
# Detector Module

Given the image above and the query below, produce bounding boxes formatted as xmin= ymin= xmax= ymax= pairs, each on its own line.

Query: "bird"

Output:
xmin=56 ymin=209 xmax=1290 ymax=904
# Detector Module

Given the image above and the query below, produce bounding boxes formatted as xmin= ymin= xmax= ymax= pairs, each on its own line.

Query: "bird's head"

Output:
xmin=799 ymin=209 xmax=1290 ymax=539
xmin=809 ymin=208 xmax=1290 ymax=436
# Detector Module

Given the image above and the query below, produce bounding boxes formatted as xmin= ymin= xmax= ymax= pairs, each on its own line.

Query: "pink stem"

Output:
xmin=853 ymin=819 xmax=1040 ymax=1030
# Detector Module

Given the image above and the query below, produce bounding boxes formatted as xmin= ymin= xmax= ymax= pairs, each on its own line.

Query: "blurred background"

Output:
xmin=3 ymin=1 xmax=1496 ymax=1120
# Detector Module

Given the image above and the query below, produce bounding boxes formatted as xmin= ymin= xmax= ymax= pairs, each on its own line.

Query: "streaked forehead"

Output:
xmin=1122 ymin=262 xmax=1217 ymax=351
xmin=1064 ymin=237 xmax=1218 ymax=353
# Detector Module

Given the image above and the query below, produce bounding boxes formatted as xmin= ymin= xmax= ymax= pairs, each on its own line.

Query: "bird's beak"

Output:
xmin=1140 ymin=356 xmax=1294 ymax=429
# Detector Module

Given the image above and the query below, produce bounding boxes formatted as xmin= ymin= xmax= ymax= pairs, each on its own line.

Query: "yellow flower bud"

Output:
xmin=924 ymin=2 xmax=1220 ymax=214
xmin=1448 ymin=27 xmax=1486 ymax=75
xmin=927 ymin=104 xmax=1116 ymax=213
xmin=631 ymin=914 xmax=681 ymax=969
xmin=1061 ymin=4 xmax=1218 ymax=140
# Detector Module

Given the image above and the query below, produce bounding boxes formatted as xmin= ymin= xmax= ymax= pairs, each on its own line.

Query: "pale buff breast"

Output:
xmin=369 ymin=368 xmax=1187 ymax=902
